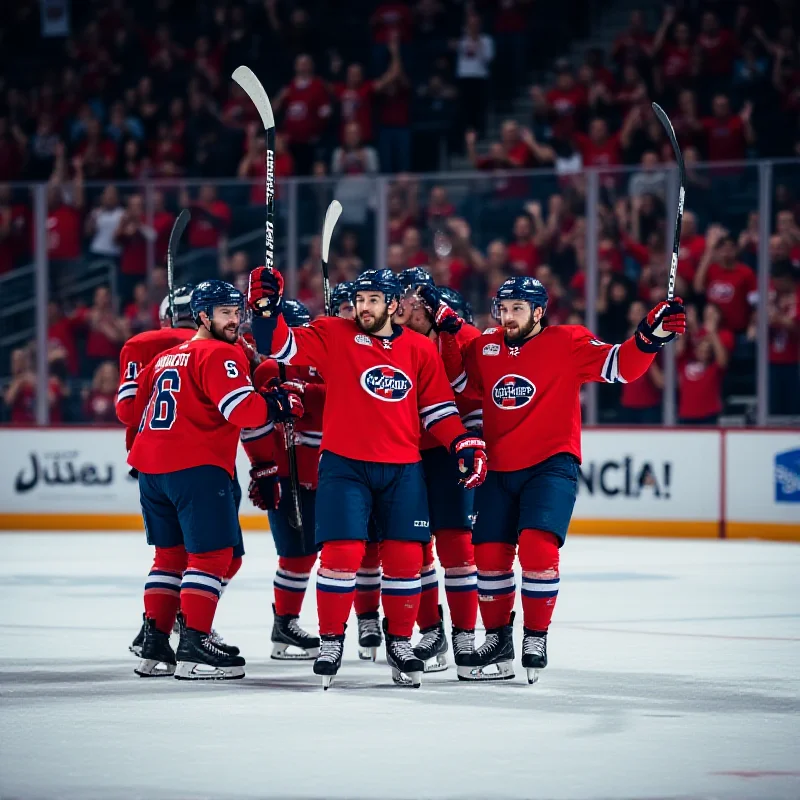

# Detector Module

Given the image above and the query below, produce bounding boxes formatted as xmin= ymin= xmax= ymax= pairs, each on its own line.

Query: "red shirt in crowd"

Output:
xmin=378 ymin=85 xmax=410 ymax=127
xmin=621 ymin=360 xmax=661 ymax=409
xmin=573 ymin=132 xmax=622 ymax=167
xmin=371 ymin=3 xmax=412 ymax=43
xmin=494 ymin=0 xmax=528 ymax=34
xmin=678 ymin=357 xmax=723 ymax=420
xmin=334 ymin=82 xmax=375 ymax=143
xmin=119 ymin=231 xmax=148 ymax=277
xmin=10 ymin=378 xmax=64 ymax=424
xmin=546 ymin=86 xmax=587 ymax=138
xmin=660 ymin=44 xmax=694 ymax=84
xmin=770 ymin=285 xmax=800 ymax=366
xmin=701 ymin=115 xmax=747 ymax=162
xmin=154 ymin=210 xmax=176 ymax=264
xmin=282 ymin=78 xmax=331 ymax=143
xmin=678 ymin=233 xmax=706 ymax=283
xmin=507 ymin=241 xmax=541 ymax=274
xmin=697 ymin=29 xmax=738 ymax=77
xmin=84 ymin=389 xmax=120 ymax=424
xmin=47 ymin=205 xmax=82 ymax=260
xmin=187 ymin=201 xmax=231 ymax=249
xmin=702 ymin=262 xmax=756 ymax=333
xmin=49 ymin=315 xmax=80 ymax=375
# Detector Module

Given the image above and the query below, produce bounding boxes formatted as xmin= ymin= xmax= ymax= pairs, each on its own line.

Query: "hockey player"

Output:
xmin=443 ymin=276 xmax=685 ymax=683
xmin=248 ymin=266 xmax=488 ymax=688
xmin=120 ymin=280 xmax=303 ymax=680
xmin=438 ymin=286 xmax=475 ymax=326
xmin=243 ymin=299 xmax=323 ymax=660
xmin=393 ymin=268 xmax=482 ymax=674
xmin=330 ymin=281 xmax=355 ymax=319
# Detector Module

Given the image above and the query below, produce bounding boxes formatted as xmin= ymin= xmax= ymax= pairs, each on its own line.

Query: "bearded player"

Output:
xmin=248 ymin=266 xmax=488 ymax=689
xmin=442 ymin=277 xmax=685 ymax=683
xmin=393 ymin=268 xmax=482 ymax=674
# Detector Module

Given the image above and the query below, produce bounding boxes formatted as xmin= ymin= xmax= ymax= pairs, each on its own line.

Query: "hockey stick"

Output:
xmin=166 ymin=209 xmax=190 ymax=328
xmin=233 ymin=65 xmax=303 ymax=534
xmin=651 ymin=102 xmax=686 ymax=302
xmin=321 ymin=200 xmax=342 ymax=316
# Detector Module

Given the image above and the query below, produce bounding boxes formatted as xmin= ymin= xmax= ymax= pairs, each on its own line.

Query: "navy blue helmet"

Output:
xmin=190 ymin=280 xmax=244 ymax=323
xmin=159 ymin=283 xmax=195 ymax=325
xmin=398 ymin=267 xmax=434 ymax=294
xmin=330 ymin=281 xmax=355 ymax=314
xmin=283 ymin=298 xmax=311 ymax=327
xmin=438 ymin=287 xmax=474 ymax=325
xmin=353 ymin=269 xmax=402 ymax=304
xmin=491 ymin=277 xmax=548 ymax=320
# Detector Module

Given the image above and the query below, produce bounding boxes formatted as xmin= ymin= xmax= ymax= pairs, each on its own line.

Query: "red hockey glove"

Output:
xmin=451 ymin=432 xmax=488 ymax=489
xmin=280 ymin=379 xmax=307 ymax=395
xmin=249 ymin=462 xmax=281 ymax=511
xmin=636 ymin=297 xmax=686 ymax=353
xmin=418 ymin=283 xmax=463 ymax=334
xmin=248 ymin=266 xmax=284 ymax=317
xmin=261 ymin=386 xmax=304 ymax=422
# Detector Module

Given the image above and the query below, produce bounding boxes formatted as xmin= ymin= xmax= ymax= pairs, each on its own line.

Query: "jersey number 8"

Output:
xmin=140 ymin=369 xmax=181 ymax=431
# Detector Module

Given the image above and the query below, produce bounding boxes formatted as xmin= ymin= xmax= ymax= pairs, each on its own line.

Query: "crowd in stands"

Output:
xmin=1 ymin=0 xmax=799 ymax=424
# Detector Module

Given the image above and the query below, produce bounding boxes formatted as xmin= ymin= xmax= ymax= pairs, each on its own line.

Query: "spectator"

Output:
xmin=28 ymin=113 xmax=60 ymax=179
xmin=124 ymin=282 xmax=159 ymax=336
xmin=375 ymin=32 xmax=412 ymax=173
xmin=534 ymin=264 xmax=567 ymax=324
xmin=696 ymin=11 xmax=739 ymax=89
xmin=86 ymin=186 xmax=124 ymax=262
xmin=47 ymin=301 xmax=80 ymax=376
xmin=454 ymin=11 xmax=495 ymax=137
xmin=614 ymin=64 xmax=649 ymax=116
xmin=152 ymin=191 xmax=176 ymax=265
xmin=670 ymin=89 xmax=705 ymax=152
xmin=401 ymin=227 xmax=428 ymax=269
xmin=332 ymin=63 xmax=379 ymax=145
xmin=115 ymin=193 xmax=155 ymax=304
xmin=0 ymin=184 xmax=31 ymax=272
xmin=628 ymin=151 xmax=667 ymax=201
xmin=119 ymin=138 xmax=148 ymax=180
xmin=425 ymin=185 xmax=456 ymax=231
xmin=611 ymin=9 xmax=652 ymax=71
xmin=221 ymin=250 xmax=250 ymax=295
xmin=768 ymin=262 xmax=800 ymax=415
xmin=46 ymin=151 xmax=85 ymax=296
xmin=619 ymin=300 xmax=664 ymax=424
xmin=651 ymin=7 xmax=697 ymax=99
xmin=387 ymin=184 xmax=417 ymax=245
xmin=333 ymin=230 xmax=364 ymax=281
xmin=3 ymin=347 xmax=65 ymax=424
xmin=677 ymin=210 xmax=707 ymax=284
xmin=697 ymin=95 xmax=755 ymax=163
xmin=75 ymin=116 xmax=117 ymax=179
xmin=274 ymin=54 xmax=332 ymax=175
xmin=332 ymin=122 xmax=380 ymax=175
xmin=693 ymin=226 xmax=757 ymax=334
xmin=507 ymin=208 xmax=543 ymax=275
xmin=79 ymin=285 xmax=129 ymax=374
xmin=731 ymin=39 xmax=769 ymax=102
xmin=83 ymin=361 xmax=121 ymax=424
xmin=181 ymin=184 xmax=232 ymax=278
xmin=573 ymin=116 xmax=632 ymax=170
xmin=543 ymin=61 xmax=587 ymax=140
xmin=238 ymin=122 xmax=268 ymax=205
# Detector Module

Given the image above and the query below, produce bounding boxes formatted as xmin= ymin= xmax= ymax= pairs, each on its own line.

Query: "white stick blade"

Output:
xmin=321 ymin=200 xmax=343 ymax=263
xmin=232 ymin=66 xmax=275 ymax=130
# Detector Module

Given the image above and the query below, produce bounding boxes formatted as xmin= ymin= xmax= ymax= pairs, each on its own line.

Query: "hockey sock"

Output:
xmin=354 ymin=541 xmax=382 ymax=616
xmin=144 ymin=545 xmax=188 ymax=634
xmin=415 ymin=540 xmax=440 ymax=629
xmin=474 ymin=542 xmax=517 ymax=630
xmin=380 ymin=539 xmax=423 ymax=637
xmin=180 ymin=548 xmax=233 ymax=635
xmin=274 ymin=554 xmax=318 ymax=616
xmin=518 ymin=528 xmax=560 ymax=632
xmin=316 ymin=540 xmax=365 ymax=636
xmin=435 ymin=528 xmax=478 ymax=630
xmin=220 ymin=556 xmax=242 ymax=595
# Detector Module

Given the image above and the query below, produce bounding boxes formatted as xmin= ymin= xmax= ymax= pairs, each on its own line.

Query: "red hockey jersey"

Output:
xmin=420 ymin=322 xmax=483 ymax=451
xmin=448 ymin=325 xmax=654 ymax=471
xmin=242 ymin=360 xmax=326 ymax=489
xmin=262 ymin=315 xmax=466 ymax=464
xmin=116 ymin=327 xmax=196 ymax=451
xmin=126 ymin=338 xmax=272 ymax=477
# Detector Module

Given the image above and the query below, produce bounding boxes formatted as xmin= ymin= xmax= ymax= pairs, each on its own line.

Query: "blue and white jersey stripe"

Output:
xmin=274 ymin=569 xmax=310 ymax=593
xmin=295 ymin=431 xmax=322 ymax=448
xmin=420 ymin=401 xmax=459 ymax=430
xmin=521 ymin=576 xmax=560 ymax=598
xmin=181 ymin=570 xmax=223 ymax=598
xmin=601 ymin=344 xmax=627 ymax=384
xmin=273 ymin=328 xmax=298 ymax=363
xmin=451 ymin=371 xmax=468 ymax=393
xmin=117 ymin=380 xmax=138 ymax=402
xmin=219 ymin=386 xmax=256 ymax=421
xmin=444 ymin=571 xmax=478 ymax=593
xmin=461 ymin=409 xmax=482 ymax=430
xmin=240 ymin=422 xmax=275 ymax=442
xmin=317 ymin=573 xmax=356 ymax=594
xmin=477 ymin=572 xmax=516 ymax=596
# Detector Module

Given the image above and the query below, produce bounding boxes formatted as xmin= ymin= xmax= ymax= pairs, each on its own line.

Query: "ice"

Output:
xmin=1 ymin=532 xmax=799 ymax=800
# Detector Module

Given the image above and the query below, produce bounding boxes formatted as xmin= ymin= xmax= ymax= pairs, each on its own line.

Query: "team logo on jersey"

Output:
xmin=482 ymin=343 xmax=501 ymax=356
xmin=491 ymin=374 xmax=536 ymax=409
xmin=360 ymin=365 xmax=413 ymax=402
xmin=354 ymin=334 xmax=372 ymax=347
xmin=483 ymin=327 xmax=498 ymax=334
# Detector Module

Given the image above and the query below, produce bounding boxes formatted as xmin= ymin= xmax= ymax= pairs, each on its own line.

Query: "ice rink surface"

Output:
xmin=1 ymin=532 xmax=799 ymax=800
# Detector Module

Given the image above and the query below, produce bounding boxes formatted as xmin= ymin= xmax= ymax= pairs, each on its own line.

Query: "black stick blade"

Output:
xmin=652 ymin=102 xmax=686 ymax=185
xmin=168 ymin=209 xmax=191 ymax=259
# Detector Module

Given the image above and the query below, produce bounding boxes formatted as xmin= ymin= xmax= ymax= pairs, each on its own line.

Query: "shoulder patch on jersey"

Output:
xmin=360 ymin=365 xmax=413 ymax=402
xmin=589 ymin=339 xmax=607 ymax=347
xmin=482 ymin=343 xmax=501 ymax=356
xmin=354 ymin=334 xmax=372 ymax=347
xmin=483 ymin=327 xmax=498 ymax=335
xmin=491 ymin=374 xmax=536 ymax=409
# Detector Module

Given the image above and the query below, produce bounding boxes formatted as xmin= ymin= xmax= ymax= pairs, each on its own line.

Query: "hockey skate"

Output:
xmin=357 ymin=611 xmax=382 ymax=661
xmin=271 ymin=603 xmax=320 ymax=660
xmin=521 ymin=629 xmax=547 ymax=684
xmin=174 ymin=627 xmax=245 ymax=680
xmin=451 ymin=626 xmax=476 ymax=668
xmin=413 ymin=604 xmax=448 ymax=673
xmin=457 ymin=612 xmax=516 ymax=682
xmin=384 ymin=619 xmax=424 ymax=687
xmin=175 ymin=611 xmax=240 ymax=656
xmin=134 ymin=618 xmax=176 ymax=677
xmin=129 ymin=613 xmax=145 ymax=657
xmin=314 ymin=631 xmax=345 ymax=690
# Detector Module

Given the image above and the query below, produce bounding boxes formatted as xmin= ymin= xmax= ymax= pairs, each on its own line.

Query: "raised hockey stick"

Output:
xmin=166 ymin=209 xmax=190 ymax=328
xmin=651 ymin=102 xmax=686 ymax=302
xmin=320 ymin=200 xmax=342 ymax=316
xmin=233 ymin=65 xmax=303 ymax=534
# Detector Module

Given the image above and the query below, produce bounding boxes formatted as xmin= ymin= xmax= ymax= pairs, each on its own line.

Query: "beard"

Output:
xmin=357 ymin=307 xmax=391 ymax=334
xmin=209 ymin=319 xmax=239 ymax=343
xmin=504 ymin=312 xmax=537 ymax=341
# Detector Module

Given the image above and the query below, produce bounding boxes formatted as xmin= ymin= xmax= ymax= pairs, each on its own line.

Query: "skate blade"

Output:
xmin=174 ymin=661 xmax=245 ymax=681
xmin=322 ymin=674 xmax=335 ymax=690
xmin=456 ymin=661 xmax=515 ymax=682
xmin=422 ymin=653 xmax=448 ymax=673
xmin=134 ymin=658 xmax=175 ymax=677
xmin=526 ymin=668 xmax=540 ymax=685
xmin=391 ymin=668 xmax=422 ymax=688
xmin=271 ymin=642 xmax=320 ymax=660
xmin=358 ymin=646 xmax=378 ymax=661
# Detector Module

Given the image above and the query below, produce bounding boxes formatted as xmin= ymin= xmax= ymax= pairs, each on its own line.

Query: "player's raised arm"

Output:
xmin=116 ymin=357 xmax=154 ymax=428
xmin=572 ymin=297 xmax=686 ymax=385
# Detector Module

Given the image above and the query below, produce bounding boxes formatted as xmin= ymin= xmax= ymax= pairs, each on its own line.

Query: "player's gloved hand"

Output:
xmin=249 ymin=462 xmax=281 ymax=511
xmin=451 ymin=432 xmax=488 ymax=489
xmin=635 ymin=297 xmax=686 ymax=353
xmin=417 ymin=282 xmax=442 ymax=311
xmin=262 ymin=386 xmax=304 ymax=422
xmin=128 ymin=467 xmax=139 ymax=480
xmin=431 ymin=302 xmax=463 ymax=334
xmin=280 ymin=379 xmax=306 ymax=395
xmin=248 ymin=266 xmax=284 ymax=317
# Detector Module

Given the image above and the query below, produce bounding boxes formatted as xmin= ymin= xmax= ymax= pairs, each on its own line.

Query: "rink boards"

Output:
xmin=0 ymin=427 xmax=798 ymax=540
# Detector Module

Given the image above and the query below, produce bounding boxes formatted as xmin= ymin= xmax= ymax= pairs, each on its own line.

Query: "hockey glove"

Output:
xmin=418 ymin=284 xmax=463 ymax=334
xmin=635 ymin=297 xmax=686 ymax=353
xmin=248 ymin=266 xmax=284 ymax=317
xmin=451 ymin=432 xmax=488 ymax=490
xmin=262 ymin=386 xmax=304 ymax=423
xmin=249 ymin=462 xmax=281 ymax=511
